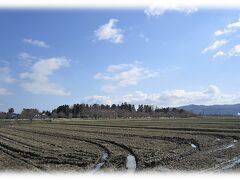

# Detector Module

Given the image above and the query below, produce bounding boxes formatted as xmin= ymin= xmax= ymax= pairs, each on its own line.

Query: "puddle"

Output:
xmin=224 ymin=144 xmax=235 ymax=149
xmin=126 ymin=154 xmax=137 ymax=172
xmin=94 ymin=162 xmax=105 ymax=172
xmin=191 ymin=144 xmax=197 ymax=149
xmin=213 ymin=143 xmax=235 ymax=152
xmin=205 ymin=156 xmax=240 ymax=172
xmin=93 ymin=151 xmax=109 ymax=173
xmin=206 ymin=141 xmax=236 ymax=154
xmin=101 ymin=152 xmax=108 ymax=160
xmin=221 ymin=157 xmax=240 ymax=170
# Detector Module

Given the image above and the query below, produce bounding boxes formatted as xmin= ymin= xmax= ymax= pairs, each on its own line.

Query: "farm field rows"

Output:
xmin=0 ymin=117 xmax=240 ymax=172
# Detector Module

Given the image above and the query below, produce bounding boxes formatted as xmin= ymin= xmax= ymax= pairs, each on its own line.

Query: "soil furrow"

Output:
xmin=10 ymin=122 xmax=240 ymax=134
xmin=4 ymin=126 xmax=117 ymax=171
xmin=12 ymin=124 xmax=201 ymax=150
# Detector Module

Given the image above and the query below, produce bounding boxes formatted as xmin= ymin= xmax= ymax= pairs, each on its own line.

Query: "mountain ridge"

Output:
xmin=178 ymin=103 xmax=240 ymax=116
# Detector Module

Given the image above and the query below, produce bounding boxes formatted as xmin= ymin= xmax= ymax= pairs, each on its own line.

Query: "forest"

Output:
xmin=0 ymin=102 xmax=195 ymax=120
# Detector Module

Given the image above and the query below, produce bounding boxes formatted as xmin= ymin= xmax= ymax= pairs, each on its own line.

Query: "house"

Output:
xmin=33 ymin=113 xmax=48 ymax=120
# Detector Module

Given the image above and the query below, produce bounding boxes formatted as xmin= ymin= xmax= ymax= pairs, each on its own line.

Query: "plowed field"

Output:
xmin=0 ymin=118 xmax=240 ymax=172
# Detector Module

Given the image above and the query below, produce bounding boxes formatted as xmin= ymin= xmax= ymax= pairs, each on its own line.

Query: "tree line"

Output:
xmin=0 ymin=102 xmax=195 ymax=120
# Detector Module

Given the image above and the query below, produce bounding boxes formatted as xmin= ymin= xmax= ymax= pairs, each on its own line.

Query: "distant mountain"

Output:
xmin=178 ymin=104 xmax=240 ymax=116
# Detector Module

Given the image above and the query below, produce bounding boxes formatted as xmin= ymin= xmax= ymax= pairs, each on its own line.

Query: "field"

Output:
xmin=0 ymin=117 xmax=240 ymax=172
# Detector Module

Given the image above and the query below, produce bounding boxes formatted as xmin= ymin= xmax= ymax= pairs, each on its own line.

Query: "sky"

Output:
xmin=1 ymin=8 xmax=240 ymax=112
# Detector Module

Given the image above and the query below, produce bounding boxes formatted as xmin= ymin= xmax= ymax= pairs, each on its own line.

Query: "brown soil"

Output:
xmin=0 ymin=117 xmax=239 ymax=172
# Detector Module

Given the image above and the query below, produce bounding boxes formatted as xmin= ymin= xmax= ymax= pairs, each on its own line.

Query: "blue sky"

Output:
xmin=1 ymin=8 xmax=240 ymax=112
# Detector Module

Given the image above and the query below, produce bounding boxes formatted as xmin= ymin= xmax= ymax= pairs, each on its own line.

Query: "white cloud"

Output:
xmin=18 ymin=52 xmax=36 ymax=60
xmin=227 ymin=20 xmax=240 ymax=29
xmin=205 ymin=18 xmax=240 ymax=58
xmin=94 ymin=63 xmax=159 ymax=93
xmin=214 ymin=18 xmax=240 ymax=37
xmin=84 ymin=85 xmax=240 ymax=107
xmin=214 ymin=29 xmax=233 ymax=36
xmin=205 ymin=17 xmax=240 ymax=59
xmin=213 ymin=51 xmax=226 ymax=58
xmin=20 ymin=57 xmax=70 ymax=96
xmin=20 ymin=57 xmax=69 ymax=82
xmin=202 ymin=40 xmax=227 ymax=54
xmin=0 ymin=67 xmax=15 ymax=84
xmin=0 ymin=88 xmax=11 ymax=95
xmin=95 ymin=19 xmax=124 ymax=44
xmin=228 ymin=44 xmax=240 ymax=56
xmin=23 ymin=38 xmax=49 ymax=48
xmin=144 ymin=6 xmax=165 ymax=16
xmin=18 ymin=52 xmax=37 ymax=67
xmin=144 ymin=5 xmax=198 ymax=17
xmin=107 ymin=64 xmax=130 ymax=72
xmin=21 ymin=82 xmax=70 ymax=96
xmin=205 ymin=85 xmax=220 ymax=96
xmin=204 ymin=18 xmax=240 ymax=58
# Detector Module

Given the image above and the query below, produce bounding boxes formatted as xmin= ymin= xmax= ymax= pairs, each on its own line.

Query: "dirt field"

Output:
xmin=0 ymin=117 xmax=240 ymax=172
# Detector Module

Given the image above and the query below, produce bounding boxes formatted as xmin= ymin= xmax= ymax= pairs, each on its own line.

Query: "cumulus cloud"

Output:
xmin=94 ymin=63 xmax=159 ymax=93
xmin=213 ymin=51 xmax=226 ymax=58
xmin=0 ymin=67 xmax=15 ymax=84
xmin=144 ymin=5 xmax=198 ymax=17
xmin=214 ymin=29 xmax=233 ymax=37
xmin=84 ymin=85 xmax=240 ymax=107
xmin=228 ymin=44 xmax=240 ymax=56
xmin=95 ymin=19 xmax=124 ymax=44
xmin=20 ymin=82 xmax=70 ymax=96
xmin=23 ymin=38 xmax=49 ymax=48
xmin=214 ymin=18 xmax=240 ymax=36
xmin=18 ymin=52 xmax=37 ymax=67
xmin=106 ymin=64 xmax=130 ymax=72
xmin=20 ymin=57 xmax=69 ymax=81
xmin=20 ymin=57 xmax=70 ymax=96
xmin=202 ymin=40 xmax=227 ymax=54
xmin=18 ymin=52 xmax=36 ymax=60
xmin=204 ymin=18 xmax=240 ymax=58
